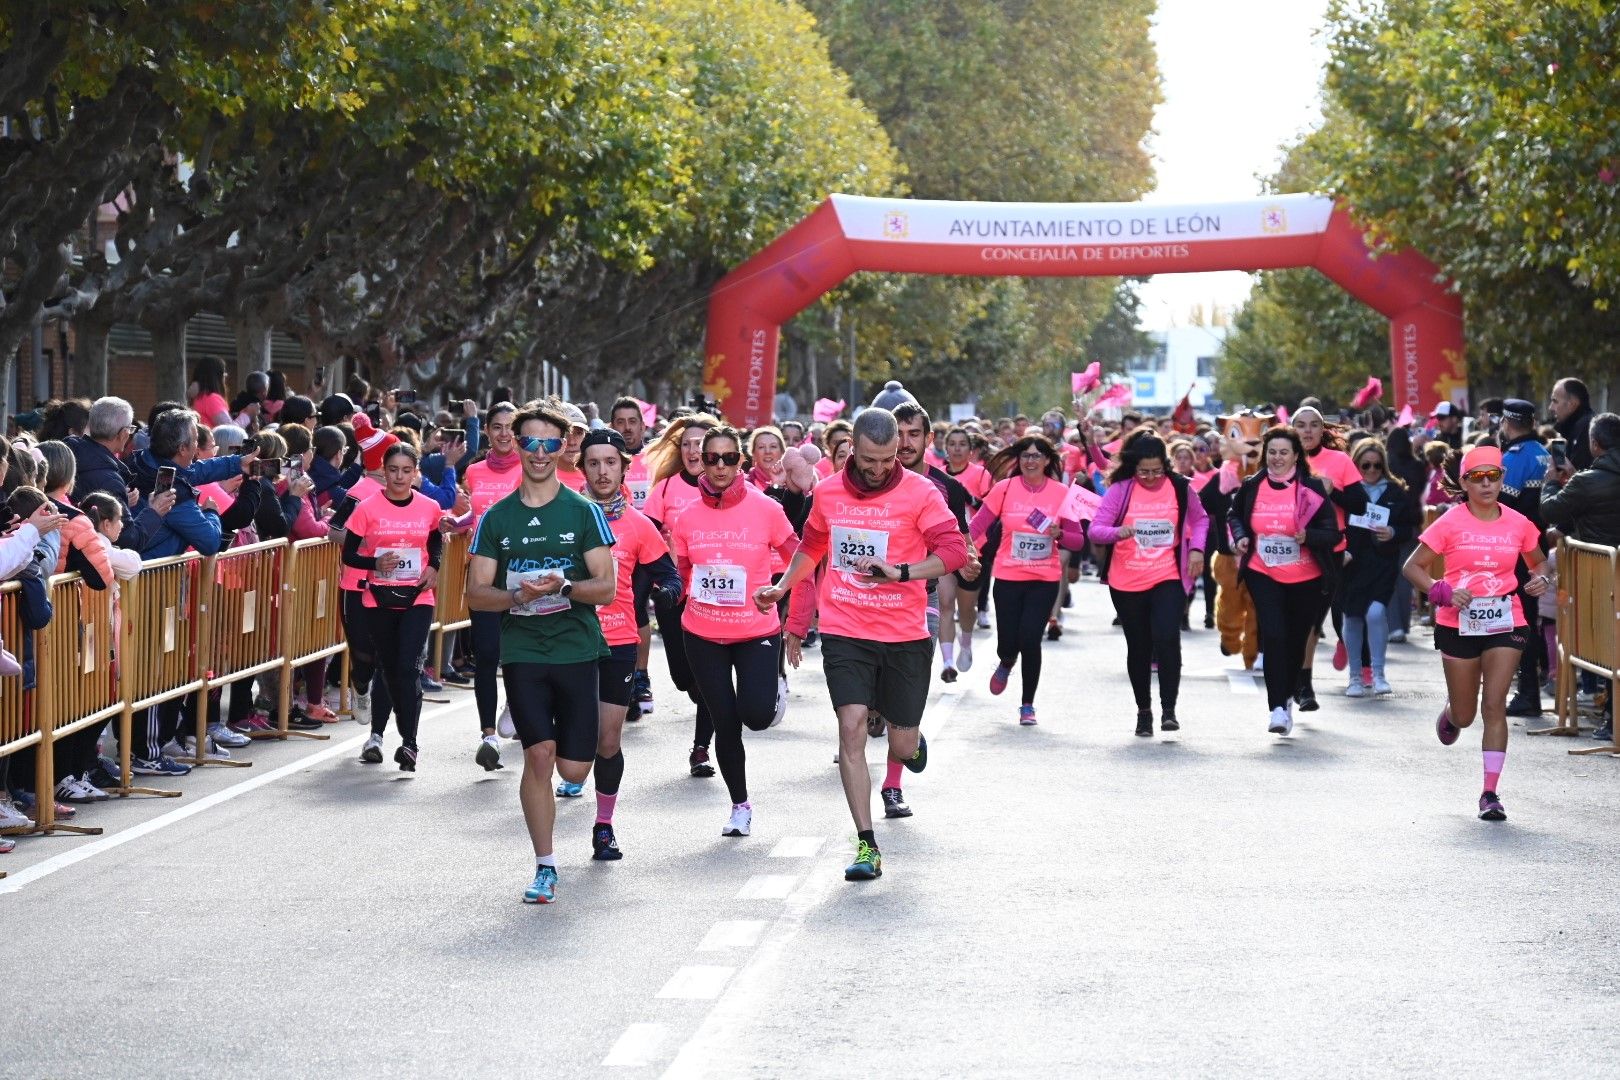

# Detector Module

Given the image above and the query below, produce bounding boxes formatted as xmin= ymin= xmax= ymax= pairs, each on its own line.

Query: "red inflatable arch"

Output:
xmin=702 ymin=194 xmax=1466 ymax=428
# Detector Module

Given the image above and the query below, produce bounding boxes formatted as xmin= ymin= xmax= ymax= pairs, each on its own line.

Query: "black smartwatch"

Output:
xmin=898 ymin=563 xmax=911 ymax=582
xmin=559 ymin=579 xmax=574 ymax=599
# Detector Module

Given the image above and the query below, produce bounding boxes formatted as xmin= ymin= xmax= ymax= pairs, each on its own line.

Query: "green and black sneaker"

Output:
xmin=844 ymin=838 xmax=883 ymax=881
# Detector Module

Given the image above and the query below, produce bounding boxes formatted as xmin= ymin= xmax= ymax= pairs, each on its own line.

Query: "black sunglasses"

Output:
xmin=703 ymin=451 xmax=743 ymax=467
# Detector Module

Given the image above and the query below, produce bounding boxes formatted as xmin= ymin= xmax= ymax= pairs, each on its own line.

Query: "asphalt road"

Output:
xmin=5 ymin=577 xmax=1620 ymax=1079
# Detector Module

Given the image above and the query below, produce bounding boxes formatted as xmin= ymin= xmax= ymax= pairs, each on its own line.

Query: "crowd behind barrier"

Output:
xmin=0 ymin=535 xmax=495 ymax=872
xmin=1553 ymin=539 xmax=1620 ymax=748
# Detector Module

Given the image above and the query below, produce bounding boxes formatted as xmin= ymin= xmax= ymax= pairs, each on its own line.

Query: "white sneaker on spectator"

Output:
xmin=55 ymin=776 xmax=96 ymax=803
xmin=76 ymin=773 xmax=110 ymax=800
xmin=173 ymin=735 xmax=231 ymax=761
xmin=0 ymin=799 xmax=30 ymax=830
xmin=209 ymin=722 xmax=251 ymax=749
xmin=353 ymin=690 xmax=371 ymax=727
xmin=497 ymin=702 xmax=516 ymax=740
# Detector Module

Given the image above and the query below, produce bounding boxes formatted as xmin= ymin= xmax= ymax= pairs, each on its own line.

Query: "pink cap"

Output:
xmin=1460 ymin=445 xmax=1502 ymax=475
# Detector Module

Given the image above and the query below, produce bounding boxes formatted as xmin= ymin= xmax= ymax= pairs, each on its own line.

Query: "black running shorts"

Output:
xmin=820 ymin=634 xmax=932 ymax=729
xmin=502 ymin=660 xmax=600 ymax=760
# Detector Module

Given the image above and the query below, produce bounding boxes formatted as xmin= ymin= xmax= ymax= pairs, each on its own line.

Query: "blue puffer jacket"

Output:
xmin=127 ymin=450 xmax=225 ymax=558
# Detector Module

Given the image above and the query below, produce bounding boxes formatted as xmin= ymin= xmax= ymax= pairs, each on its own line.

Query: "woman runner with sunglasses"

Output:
xmin=1402 ymin=445 xmax=1551 ymax=821
xmin=667 ymin=427 xmax=799 ymax=837
xmin=1333 ymin=438 xmax=1416 ymax=697
xmin=342 ymin=443 xmax=444 ymax=771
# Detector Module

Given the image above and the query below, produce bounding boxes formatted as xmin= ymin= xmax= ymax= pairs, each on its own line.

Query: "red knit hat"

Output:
xmin=354 ymin=414 xmax=399 ymax=472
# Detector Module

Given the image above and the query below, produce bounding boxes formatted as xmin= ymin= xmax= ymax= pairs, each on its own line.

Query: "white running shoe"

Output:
xmin=1267 ymin=707 xmax=1292 ymax=736
xmin=1373 ymin=675 xmax=1393 ymax=696
xmin=976 ymin=611 xmax=991 ymax=630
xmin=1254 ymin=652 xmax=1265 ymax=672
xmin=497 ymin=702 xmax=516 ymax=740
xmin=55 ymin=776 xmax=96 ymax=803
xmin=352 ymin=690 xmax=371 ymax=727
xmin=771 ymin=677 xmax=788 ymax=728
xmin=174 ymin=735 xmax=231 ymax=761
xmin=957 ymin=635 xmax=974 ymax=673
xmin=1345 ymin=682 xmax=1366 ymax=698
xmin=76 ymin=773 xmax=110 ymax=800
xmin=0 ymin=798 xmax=32 ymax=830
xmin=359 ymin=733 xmax=385 ymax=763
xmin=209 ymin=722 xmax=251 ymax=748
xmin=722 ymin=804 xmax=752 ymax=837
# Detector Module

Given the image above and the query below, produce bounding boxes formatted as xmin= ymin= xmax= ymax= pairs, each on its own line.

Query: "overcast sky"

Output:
xmin=1136 ymin=0 xmax=1332 ymax=330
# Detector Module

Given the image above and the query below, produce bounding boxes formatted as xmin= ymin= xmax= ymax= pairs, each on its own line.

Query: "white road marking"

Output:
xmin=735 ymin=874 xmax=798 ymax=899
xmin=697 ymin=920 xmax=767 ymax=951
xmin=657 ymin=966 xmax=735 ymax=1000
xmin=768 ymin=836 xmax=823 ymax=858
xmin=0 ymin=699 xmax=468 ymax=895
xmin=1227 ymin=671 xmax=1260 ymax=696
xmin=602 ymin=1023 xmax=669 ymax=1067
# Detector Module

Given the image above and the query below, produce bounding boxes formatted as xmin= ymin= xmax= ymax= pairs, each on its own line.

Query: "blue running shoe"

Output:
xmin=419 ymin=672 xmax=445 ymax=693
xmin=556 ymin=780 xmax=584 ymax=798
xmin=524 ymin=865 xmax=558 ymax=904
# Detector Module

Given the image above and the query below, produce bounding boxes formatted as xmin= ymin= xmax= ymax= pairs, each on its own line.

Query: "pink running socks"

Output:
xmin=596 ymin=792 xmax=617 ymax=825
xmin=884 ymin=758 xmax=904 ymax=789
xmin=1483 ymin=749 xmax=1505 ymax=792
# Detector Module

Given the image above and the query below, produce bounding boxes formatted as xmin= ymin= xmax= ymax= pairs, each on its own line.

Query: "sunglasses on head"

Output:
xmin=517 ymin=435 xmax=564 ymax=454
xmin=703 ymin=451 xmax=743 ymax=467
xmin=1464 ymin=466 xmax=1504 ymax=483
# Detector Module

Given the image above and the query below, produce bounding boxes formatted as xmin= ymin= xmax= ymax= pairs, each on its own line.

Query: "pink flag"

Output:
xmin=1072 ymin=363 xmax=1101 ymax=396
xmin=636 ymin=398 xmax=658 ymax=427
xmin=1351 ymin=376 xmax=1383 ymax=410
xmin=1396 ymin=404 xmax=1414 ymax=427
xmin=1093 ymin=382 xmax=1133 ymax=410
xmin=1276 ymin=404 xmax=1291 ymax=426
xmin=812 ymin=397 xmax=846 ymax=423
xmin=1060 ymin=482 xmax=1103 ymax=523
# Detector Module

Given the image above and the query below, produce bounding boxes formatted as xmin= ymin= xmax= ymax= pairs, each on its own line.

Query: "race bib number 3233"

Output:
xmin=831 ymin=526 xmax=889 ymax=573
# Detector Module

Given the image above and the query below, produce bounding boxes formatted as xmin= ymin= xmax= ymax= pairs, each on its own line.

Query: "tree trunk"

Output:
xmin=149 ymin=316 xmax=188 ymax=404
xmin=73 ymin=317 xmax=111 ymax=398
xmin=232 ymin=311 xmax=272 ymax=386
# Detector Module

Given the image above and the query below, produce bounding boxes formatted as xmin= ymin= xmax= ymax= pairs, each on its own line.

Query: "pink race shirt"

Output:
xmin=642 ymin=473 xmax=701 ymax=533
xmin=599 ymin=507 xmax=667 ymax=647
xmin=1108 ymin=479 xmax=1180 ymax=593
xmin=671 ymin=487 xmax=797 ymax=644
xmin=1418 ymin=503 xmax=1541 ymax=629
xmin=981 ymin=477 xmax=1069 ymax=582
xmin=1310 ymin=446 xmax=1360 ymax=551
xmin=947 ymin=461 xmax=992 ymax=503
xmin=625 ymin=453 xmax=653 ymax=511
xmin=806 ymin=469 xmax=957 ymax=641
xmin=557 ymin=467 xmax=587 ymax=493
xmin=346 ymin=490 xmax=443 ymax=608
xmin=338 ymin=476 xmax=384 ymax=591
xmin=464 ymin=459 xmax=521 ymax=524
xmin=1248 ymin=479 xmax=1320 ymax=584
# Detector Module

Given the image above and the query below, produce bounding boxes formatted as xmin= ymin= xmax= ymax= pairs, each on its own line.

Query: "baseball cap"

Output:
xmin=579 ymin=428 xmax=628 ymax=455
xmin=561 ymin=402 xmax=589 ymax=432
xmin=1430 ymin=402 xmax=1461 ymax=418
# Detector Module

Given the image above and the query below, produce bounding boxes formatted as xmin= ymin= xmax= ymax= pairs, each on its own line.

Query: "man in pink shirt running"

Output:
xmin=754 ymin=408 xmax=967 ymax=882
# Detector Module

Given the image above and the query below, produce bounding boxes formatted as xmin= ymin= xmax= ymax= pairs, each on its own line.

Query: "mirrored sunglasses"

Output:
xmin=517 ymin=436 xmax=564 ymax=453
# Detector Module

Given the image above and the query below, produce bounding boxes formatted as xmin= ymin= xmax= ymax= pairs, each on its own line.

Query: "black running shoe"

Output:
xmin=394 ymin=746 xmax=417 ymax=772
xmin=881 ymin=787 xmax=913 ymax=818
xmin=901 ymin=733 xmax=928 ymax=774
xmin=1505 ymin=693 xmax=1543 ymax=717
xmin=940 ymin=667 xmax=957 ymax=684
xmin=475 ymin=738 xmax=502 ymax=772
xmin=689 ymin=745 xmax=715 ymax=778
xmin=632 ymin=670 xmax=653 ymax=718
xmin=1046 ymin=620 xmax=1062 ymax=641
xmin=1135 ymin=710 xmax=1153 ymax=737
xmin=1160 ymin=711 xmax=1179 ymax=732
xmin=592 ymin=822 xmax=623 ymax=860
xmin=1293 ymin=688 xmax=1320 ymax=712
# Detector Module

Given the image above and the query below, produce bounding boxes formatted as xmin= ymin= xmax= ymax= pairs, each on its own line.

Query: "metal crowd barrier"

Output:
xmin=1553 ymin=539 xmax=1620 ymax=751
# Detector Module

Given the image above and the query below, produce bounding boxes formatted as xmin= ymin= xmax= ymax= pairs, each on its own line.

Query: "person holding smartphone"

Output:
xmin=342 ymin=443 xmax=444 ymax=772
xmin=968 ymin=433 xmax=1086 ymax=726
